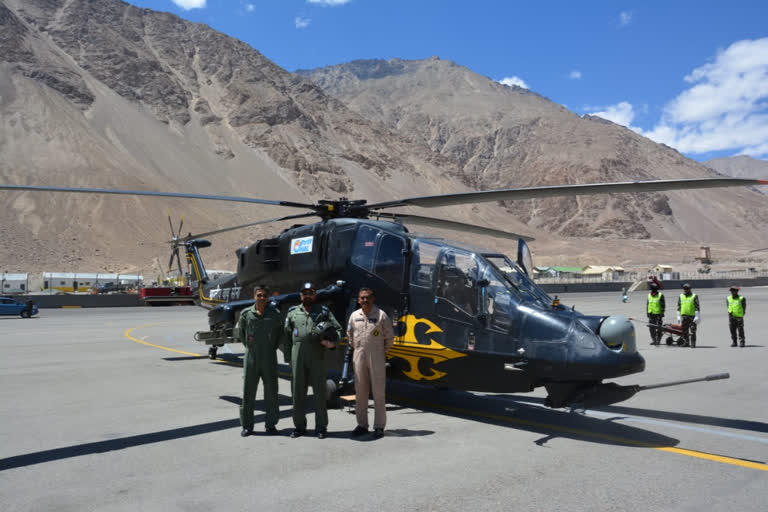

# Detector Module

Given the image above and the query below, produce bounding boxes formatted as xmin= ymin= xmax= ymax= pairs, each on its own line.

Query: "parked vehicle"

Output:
xmin=0 ymin=297 xmax=38 ymax=318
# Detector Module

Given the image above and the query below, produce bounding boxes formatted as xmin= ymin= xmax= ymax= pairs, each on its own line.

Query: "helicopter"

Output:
xmin=3 ymin=177 xmax=766 ymax=409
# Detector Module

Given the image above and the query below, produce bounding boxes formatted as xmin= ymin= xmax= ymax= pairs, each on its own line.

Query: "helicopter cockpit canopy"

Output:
xmin=482 ymin=254 xmax=552 ymax=308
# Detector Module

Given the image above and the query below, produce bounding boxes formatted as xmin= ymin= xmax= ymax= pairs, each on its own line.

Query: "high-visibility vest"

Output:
xmin=680 ymin=293 xmax=697 ymax=316
xmin=647 ymin=293 xmax=663 ymax=314
xmin=727 ymin=295 xmax=745 ymax=318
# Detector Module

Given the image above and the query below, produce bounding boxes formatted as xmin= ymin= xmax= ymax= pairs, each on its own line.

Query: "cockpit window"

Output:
xmin=374 ymin=234 xmax=405 ymax=290
xmin=410 ymin=240 xmax=440 ymax=288
xmin=484 ymin=254 xmax=551 ymax=307
xmin=351 ymin=225 xmax=379 ymax=271
xmin=436 ymin=250 xmax=478 ymax=315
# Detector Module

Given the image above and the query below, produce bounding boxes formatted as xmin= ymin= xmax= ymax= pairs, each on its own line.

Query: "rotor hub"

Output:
xmin=317 ymin=199 xmax=369 ymax=219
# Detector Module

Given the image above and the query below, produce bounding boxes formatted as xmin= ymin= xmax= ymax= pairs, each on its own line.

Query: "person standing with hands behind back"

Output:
xmin=348 ymin=288 xmax=395 ymax=439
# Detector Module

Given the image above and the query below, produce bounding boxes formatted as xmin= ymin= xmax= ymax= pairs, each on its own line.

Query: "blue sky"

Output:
xmin=124 ymin=1 xmax=768 ymax=162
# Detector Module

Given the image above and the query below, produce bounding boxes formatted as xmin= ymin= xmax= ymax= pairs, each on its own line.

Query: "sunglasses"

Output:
xmin=255 ymin=294 xmax=267 ymax=298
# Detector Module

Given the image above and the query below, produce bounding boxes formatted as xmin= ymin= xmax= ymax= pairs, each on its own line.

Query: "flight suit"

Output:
xmin=347 ymin=306 xmax=395 ymax=430
xmin=283 ymin=304 xmax=342 ymax=432
xmin=235 ymin=303 xmax=282 ymax=431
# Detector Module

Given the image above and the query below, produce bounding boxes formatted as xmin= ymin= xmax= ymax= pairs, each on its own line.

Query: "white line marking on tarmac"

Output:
xmin=581 ymin=409 xmax=768 ymax=444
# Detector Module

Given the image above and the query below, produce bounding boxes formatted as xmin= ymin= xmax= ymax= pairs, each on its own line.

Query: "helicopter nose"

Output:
xmin=598 ymin=315 xmax=637 ymax=353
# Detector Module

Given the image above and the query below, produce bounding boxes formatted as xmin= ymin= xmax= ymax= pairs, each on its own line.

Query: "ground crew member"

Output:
xmin=647 ymin=283 xmax=665 ymax=345
xmin=726 ymin=286 xmax=746 ymax=347
xmin=677 ymin=283 xmax=700 ymax=348
xmin=347 ymin=288 xmax=395 ymax=439
xmin=283 ymin=283 xmax=342 ymax=439
xmin=235 ymin=285 xmax=282 ymax=437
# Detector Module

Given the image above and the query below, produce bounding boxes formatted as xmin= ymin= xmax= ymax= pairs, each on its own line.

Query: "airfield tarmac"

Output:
xmin=1 ymin=287 xmax=766 ymax=511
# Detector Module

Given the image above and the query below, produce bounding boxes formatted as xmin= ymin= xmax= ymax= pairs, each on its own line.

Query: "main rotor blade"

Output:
xmin=174 ymin=212 xmax=318 ymax=241
xmin=177 ymin=216 xmax=184 ymax=238
xmin=376 ymin=212 xmax=534 ymax=241
xmin=0 ymin=184 xmax=316 ymax=209
xmin=750 ymin=247 xmax=768 ymax=253
xmin=366 ymin=178 xmax=768 ymax=210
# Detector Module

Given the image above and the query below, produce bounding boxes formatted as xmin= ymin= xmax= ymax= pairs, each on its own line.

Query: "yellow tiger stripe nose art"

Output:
xmin=388 ymin=315 xmax=466 ymax=380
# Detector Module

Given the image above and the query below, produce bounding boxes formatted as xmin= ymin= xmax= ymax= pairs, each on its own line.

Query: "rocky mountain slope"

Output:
xmin=1 ymin=0 xmax=766 ymax=276
xmin=0 ymin=0 xmax=517 ymax=274
xmin=705 ymin=155 xmax=768 ymax=186
xmin=298 ymin=58 xmax=768 ymax=243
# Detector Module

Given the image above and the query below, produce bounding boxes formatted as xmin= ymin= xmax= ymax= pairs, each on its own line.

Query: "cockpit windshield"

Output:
xmin=483 ymin=254 xmax=552 ymax=307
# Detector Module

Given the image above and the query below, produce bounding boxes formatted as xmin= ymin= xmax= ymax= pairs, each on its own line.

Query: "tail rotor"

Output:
xmin=166 ymin=212 xmax=187 ymax=284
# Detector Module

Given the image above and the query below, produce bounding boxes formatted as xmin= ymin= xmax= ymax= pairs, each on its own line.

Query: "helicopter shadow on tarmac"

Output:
xmin=490 ymin=394 xmax=768 ymax=435
xmin=166 ymin=356 xmax=679 ymax=447
xmin=384 ymin=381 xmax=680 ymax=449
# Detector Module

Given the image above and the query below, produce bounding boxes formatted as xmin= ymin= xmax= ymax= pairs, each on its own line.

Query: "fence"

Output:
xmin=535 ymin=270 xmax=768 ymax=285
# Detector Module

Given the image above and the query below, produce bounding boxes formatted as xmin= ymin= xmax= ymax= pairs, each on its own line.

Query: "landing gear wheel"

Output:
xmin=665 ymin=336 xmax=673 ymax=346
xmin=208 ymin=346 xmax=218 ymax=359
xmin=676 ymin=338 xmax=686 ymax=346
xmin=20 ymin=311 xmax=28 ymax=318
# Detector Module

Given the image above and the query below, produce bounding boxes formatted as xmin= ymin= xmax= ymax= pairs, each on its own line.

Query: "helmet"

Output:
xmin=682 ymin=283 xmax=691 ymax=290
xmin=313 ymin=321 xmax=338 ymax=343
xmin=301 ymin=282 xmax=315 ymax=292
xmin=649 ymin=283 xmax=659 ymax=291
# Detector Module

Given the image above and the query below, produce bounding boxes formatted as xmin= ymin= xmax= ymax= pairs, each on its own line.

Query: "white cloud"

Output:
xmin=619 ymin=11 xmax=633 ymax=27
xmin=172 ymin=0 xmax=206 ymax=10
xmin=589 ymin=101 xmax=637 ymax=128
xmin=307 ymin=0 xmax=352 ymax=5
xmin=295 ymin=16 xmax=311 ymax=29
xmin=569 ymin=70 xmax=582 ymax=80
xmin=498 ymin=76 xmax=529 ymax=89
xmin=644 ymin=38 xmax=768 ymax=158
xmin=245 ymin=3 xmax=255 ymax=12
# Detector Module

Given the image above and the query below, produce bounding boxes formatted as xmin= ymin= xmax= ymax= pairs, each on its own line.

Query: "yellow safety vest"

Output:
xmin=727 ymin=295 xmax=745 ymax=318
xmin=647 ymin=293 xmax=663 ymax=314
xmin=680 ymin=293 xmax=697 ymax=316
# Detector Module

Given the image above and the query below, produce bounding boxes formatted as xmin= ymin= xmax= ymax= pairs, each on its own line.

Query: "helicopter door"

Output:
xmin=517 ymin=239 xmax=533 ymax=277
xmin=350 ymin=225 xmax=407 ymax=317
xmin=435 ymin=250 xmax=478 ymax=320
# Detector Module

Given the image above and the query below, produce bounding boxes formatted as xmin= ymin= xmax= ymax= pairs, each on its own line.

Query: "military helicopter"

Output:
xmin=3 ymin=177 xmax=765 ymax=408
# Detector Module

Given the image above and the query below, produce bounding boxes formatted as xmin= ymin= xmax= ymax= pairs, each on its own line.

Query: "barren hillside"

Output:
xmin=0 ymin=0 xmax=529 ymax=275
xmin=1 ymin=1 xmax=766 ymax=277
xmin=298 ymin=58 xmax=768 ymax=244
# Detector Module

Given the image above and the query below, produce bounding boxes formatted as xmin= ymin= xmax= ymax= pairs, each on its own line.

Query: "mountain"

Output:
xmin=705 ymin=155 xmax=768 ymax=182
xmin=1 ymin=1 xmax=766 ymax=276
xmin=297 ymin=58 xmax=768 ymax=243
xmin=0 ymin=0 xmax=516 ymax=274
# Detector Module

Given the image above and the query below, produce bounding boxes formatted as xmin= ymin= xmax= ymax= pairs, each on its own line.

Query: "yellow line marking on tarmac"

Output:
xmin=393 ymin=397 xmax=768 ymax=472
xmin=124 ymin=323 xmax=200 ymax=357
xmin=125 ymin=323 xmax=767 ymax=472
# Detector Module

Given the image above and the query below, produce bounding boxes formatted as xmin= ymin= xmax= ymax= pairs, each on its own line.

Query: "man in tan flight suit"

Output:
xmin=347 ymin=287 xmax=395 ymax=439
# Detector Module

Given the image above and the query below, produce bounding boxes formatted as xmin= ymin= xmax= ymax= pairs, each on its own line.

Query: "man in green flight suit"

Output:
xmin=283 ymin=282 xmax=343 ymax=439
xmin=235 ymin=285 xmax=283 ymax=437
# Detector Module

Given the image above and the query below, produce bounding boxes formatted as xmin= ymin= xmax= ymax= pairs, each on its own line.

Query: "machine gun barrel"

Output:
xmin=637 ymin=372 xmax=729 ymax=392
